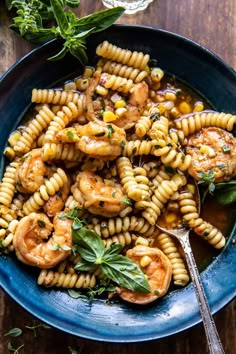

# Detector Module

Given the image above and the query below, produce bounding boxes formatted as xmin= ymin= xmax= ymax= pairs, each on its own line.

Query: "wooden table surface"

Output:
xmin=0 ymin=1 xmax=236 ymax=353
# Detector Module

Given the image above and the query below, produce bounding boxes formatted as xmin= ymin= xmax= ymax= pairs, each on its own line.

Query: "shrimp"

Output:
xmin=76 ymin=121 xmax=126 ymax=160
xmin=113 ymin=82 xmax=149 ymax=130
xmin=118 ymin=245 xmax=172 ymax=305
xmin=75 ymin=171 xmax=125 ymax=217
xmin=129 ymin=81 xmax=149 ymax=107
xmin=13 ymin=212 xmax=72 ymax=268
xmin=186 ymin=127 xmax=236 ymax=182
xmin=16 ymin=148 xmax=47 ymax=193
xmin=43 ymin=177 xmax=71 ymax=217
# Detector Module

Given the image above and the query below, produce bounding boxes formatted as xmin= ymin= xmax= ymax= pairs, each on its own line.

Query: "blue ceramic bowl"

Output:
xmin=0 ymin=25 xmax=236 ymax=342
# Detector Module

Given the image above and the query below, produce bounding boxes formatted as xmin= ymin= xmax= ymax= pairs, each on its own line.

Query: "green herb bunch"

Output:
xmin=5 ymin=0 xmax=124 ymax=65
xmin=197 ymin=169 xmax=236 ymax=205
xmin=58 ymin=210 xmax=151 ymax=294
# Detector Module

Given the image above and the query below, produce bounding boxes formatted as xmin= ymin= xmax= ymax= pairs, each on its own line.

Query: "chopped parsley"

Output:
xmin=37 ymin=220 xmax=46 ymax=228
xmin=107 ymin=124 xmax=115 ymax=139
xmin=120 ymin=195 xmax=132 ymax=206
xmin=221 ymin=145 xmax=230 ymax=154
xmin=67 ymin=130 xmax=74 ymax=140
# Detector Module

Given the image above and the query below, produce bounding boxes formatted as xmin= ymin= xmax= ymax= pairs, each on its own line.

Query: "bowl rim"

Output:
xmin=0 ymin=24 xmax=236 ymax=342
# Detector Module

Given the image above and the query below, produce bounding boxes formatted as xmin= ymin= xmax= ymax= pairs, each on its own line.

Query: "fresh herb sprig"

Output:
xmin=59 ymin=211 xmax=151 ymax=293
xmin=197 ymin=169 xmax=215 ymax=201
xmin=6 ymin=1 xmax=125 ymax=65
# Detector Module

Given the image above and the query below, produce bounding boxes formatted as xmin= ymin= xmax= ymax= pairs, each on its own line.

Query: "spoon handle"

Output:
xmin=180 ymin=234 xmax=225 ymax=354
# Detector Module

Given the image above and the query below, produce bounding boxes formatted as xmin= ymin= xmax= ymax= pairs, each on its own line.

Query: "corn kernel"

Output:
xmin=83 ymin=66 xmax=95 ymax=78
xmin=151 ymin=67 xmax=164 ymax=82
xmin=193 ymin=101 xmax=204 ymax=112
xmin=114 ymin=100 xmax=126 ymax=109
xmin=95 ymin=85 xmax=108 ymax=96
xmin=3 ymin=147 xmax=15 ymax=160
xmin=172 ymin=174 xmax=186 ymax=187
xmin=155 ymin=94 xmax=165 ymax=103
xmin=200 ymin=145 xmax=216 ymax=157
xmin=115 ymin=107 xmax=127 ymax=117
xmin=75 ymin=78 xmax=89 ymax=91
xmin=165 ymin=212 xmax=177 ymax=224
xmin=140 ymin=255 xmax=152 ymax=267
xmin=179 ymin=101 xmax=192 ymax=114
xmin=103 ymin=111 xmax=117 ymax=122
xmin=165 ymin=91 xmax=177 ymax=101
xmin=135 ymin=236 xmax=149 ymax=247
xmin=8 ymin=131 xmax=21 ymax=146
xmin=186 ymin=184 xmax=196 ymax=194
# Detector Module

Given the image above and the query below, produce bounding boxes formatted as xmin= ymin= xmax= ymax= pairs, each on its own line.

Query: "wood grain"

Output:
xmin=0 ymin=1 xmax=236 ymax=353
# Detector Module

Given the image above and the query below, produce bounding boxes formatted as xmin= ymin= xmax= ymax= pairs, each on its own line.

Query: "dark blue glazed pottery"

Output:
xmin=0 ymin=25 xmax=236 ymax=342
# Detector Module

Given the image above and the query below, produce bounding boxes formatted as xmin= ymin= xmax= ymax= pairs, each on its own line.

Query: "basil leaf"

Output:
xmin=4 ymin=327 xmax=22 ymax=337
xmin=74 ymin=259 xmax=97 ymax=272
xmin=103 ymin=243 xmax=123 ymax=260
xmin=50 ymin=0 xmax=69 ymax=36
xmin=215 ymin=186 xmax=236 ymax=205
xmin=101 ymin=255 xmax=151 ymax=293
xmin=72 ymin=227 xmax=105 ymax=261
xmin=73 ymin=7 xmax=125 ymax=34
xmin=215 ymin=180 xmax=236 ymax=188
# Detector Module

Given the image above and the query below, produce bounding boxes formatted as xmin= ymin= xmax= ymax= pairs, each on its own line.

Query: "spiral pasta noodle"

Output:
xmin=0 ymin=205 xmax=15 ymax=229
xmin=100 ymin=59 xmax=148 ymax=83
xmin=103 ymin=231 xmax=133 ymax=247
xmin=88 ymin=216 xmax=155 ymax=238
xmin=99 ymin=73 xmax=134 ymax=93
xmin=178 ymin=190 xmax=226 ymax=249
xmin=96 ymin=41 xmax=150 ymax=70
xmin=175 ymin=111 xmax=236 ymax=136
xmin=148 ymin=115 xmax=169 ymax=140
xmin=157 ymin=232 xmax=189 ymax=286
xmin=44 ymin=100 xmax=84 ymax=143
xmin=122 ymin=139 xmax=165 ymax=157
xmin=32 ymin=89 xmax=81 ymax=106
xmin=38 ymin=269 xmax=97 ymax=289
xmin=142 ymin=174 xmax=187 ymax=225
xmin=42 ymin=142 xmax=85 ymax=161
xmin=117 ymin=157 xmax=139 ymax=201
xmin=13 ymin=105 xmax=55 ymax=154
xmin=23 ymin=168 xmax=68 ymax=215
xmin=135 ymin=113 xmax=153 ymax=138
xmin=0 ymin=162 xmax=18 ymax=207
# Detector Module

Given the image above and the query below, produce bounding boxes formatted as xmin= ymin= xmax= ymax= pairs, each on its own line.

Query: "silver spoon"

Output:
xmin=156 ymin=223 xmax=225 ymax=354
